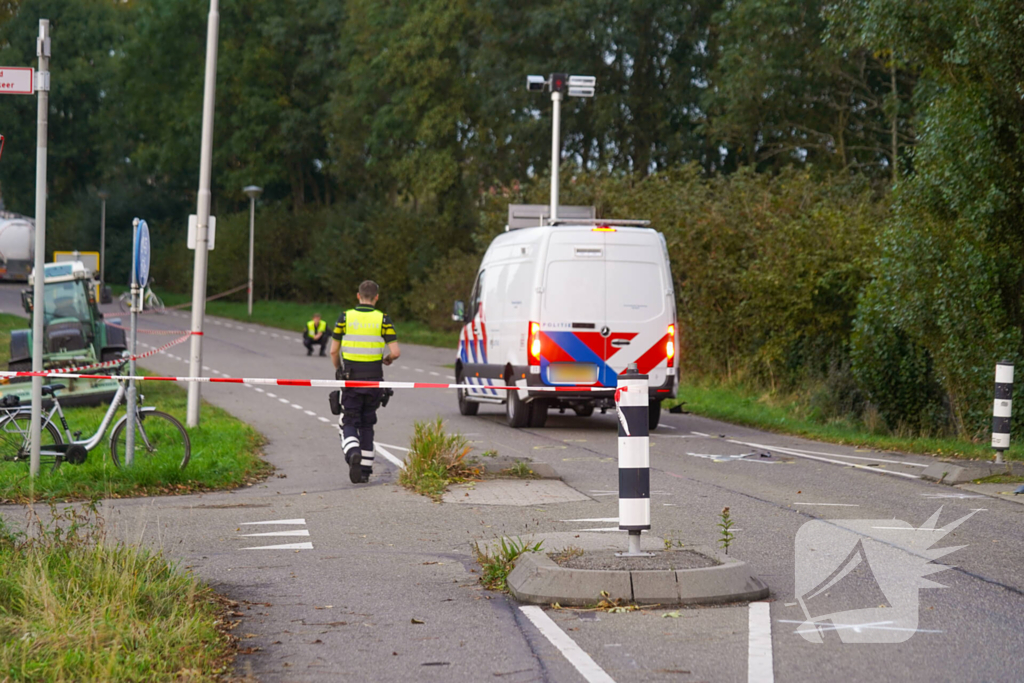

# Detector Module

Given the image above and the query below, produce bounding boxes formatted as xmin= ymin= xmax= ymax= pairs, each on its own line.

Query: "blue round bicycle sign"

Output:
xmin=134 ymin=219 xmax=151 ymax=287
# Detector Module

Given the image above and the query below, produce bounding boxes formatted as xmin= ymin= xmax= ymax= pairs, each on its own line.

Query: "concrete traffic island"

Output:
xmin=505 ymin=533 xmax=769 ymax=607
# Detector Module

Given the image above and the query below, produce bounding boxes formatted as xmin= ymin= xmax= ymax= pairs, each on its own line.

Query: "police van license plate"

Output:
xmin=548 ymin=363 xmax=598 ymax=384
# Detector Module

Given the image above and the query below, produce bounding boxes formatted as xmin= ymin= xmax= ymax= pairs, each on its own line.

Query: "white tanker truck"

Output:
xmin=0 ymin=211 xmax=34 ymax=281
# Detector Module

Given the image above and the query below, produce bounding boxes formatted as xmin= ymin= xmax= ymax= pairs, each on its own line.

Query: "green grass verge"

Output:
xmin=0 ymin=313 xmax=270 ymax=503
xmin=667 ymin=379 xmax=1020 ymax=461
xmin=0 ymin=504 xmax=237 ymax=680
xmin=143 ymin=288 xmax=460 ymax=349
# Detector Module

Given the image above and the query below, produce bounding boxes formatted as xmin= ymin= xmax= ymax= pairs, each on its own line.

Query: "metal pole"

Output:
xmin=126 ymin=219 xmax=139 ymax=467
xmin=186 ymin=0 xmax=220 ymax=428
xmin=549 ymin=90 xmax=562 ymax=225
xmin=99 ymin=196 xmax=107 ymax=285
xmin=29 ymin=19 xmax=50 ymax=478
xmin=248 ymin=195 xmax=254 ymax=317
xmin=992 ymin=361 xmax=1013 ymax=465
xmin=616 ymin=364 xmax=654 ymax=557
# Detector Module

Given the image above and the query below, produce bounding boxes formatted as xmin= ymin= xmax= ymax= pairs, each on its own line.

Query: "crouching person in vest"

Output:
xmin=329 ymin=280 xmax=400 ymax=483
xmin=304 ymin=314 xmax=329 ymax=356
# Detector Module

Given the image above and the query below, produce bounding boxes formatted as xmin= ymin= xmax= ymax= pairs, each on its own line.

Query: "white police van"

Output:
xmin=453 ymin=204 xmax=678 ymax=429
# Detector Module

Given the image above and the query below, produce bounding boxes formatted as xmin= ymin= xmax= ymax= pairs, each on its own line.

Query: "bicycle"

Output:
xmin=0 ymin=368 xmax=190 ymax=473
xmin=118 ymin=280 xmax=165 ymax=314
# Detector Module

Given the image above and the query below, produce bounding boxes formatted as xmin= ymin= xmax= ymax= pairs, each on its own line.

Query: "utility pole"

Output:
xmin=186 ymin=0 xmax=220 ymax=428
xmin=243 ymin=185 xmax=262 ymax=317
xmin=98 ymin=189 xmax=109 ymax=285
xmin=29 ymin=19 xmax=50 ymax=477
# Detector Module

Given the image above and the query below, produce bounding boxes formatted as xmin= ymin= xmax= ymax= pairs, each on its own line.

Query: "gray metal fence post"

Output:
xmin=992 ymin=361 xmax=1013 ymax=464
xmin=616 ymin=365 xmax=654 ymax=557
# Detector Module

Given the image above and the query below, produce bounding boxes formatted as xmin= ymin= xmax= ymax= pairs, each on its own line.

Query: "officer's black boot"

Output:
xmin=348 ymin=448 xmax=362 ymax=483
xmin=359 ymin=450 xmax=374 ymax=483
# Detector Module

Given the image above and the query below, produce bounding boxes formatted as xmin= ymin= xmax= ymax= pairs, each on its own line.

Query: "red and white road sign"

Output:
xmin=0 ymin=67 xmax=35 ymax=95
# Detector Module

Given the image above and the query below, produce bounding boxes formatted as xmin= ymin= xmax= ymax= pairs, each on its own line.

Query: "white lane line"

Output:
xmin=255 ymin=388 xmax=265 ymax=393
xmin=240 ymin=529 xmax=310 ymax=538
xmin=691 ymin=431 xmax=712 ymax=437
xmin=793 ymin=503 xmax=859 ymax=507
xmin=291 ymin=404 xmax=302 ymax=410
xmin=518 ymin=606 xmax=616 ymax=683
xmin=561 ymin=517 xmax=619 ymax=523
xmin=240 ymin=518 xmax=306 ymax=525
xmin=727 ymin=438 xmax=921 ymax=480
xmin=202 ymin=365 xmax=210 ymax=371
xmin=375 ymin=444 xmax=406 ymax=470
xmin=449 ymin=375 xmax=457 ymax=380
xmin=242 ymin=542 xmax=314 ymax=551
xmin=266 ymin=392 xmax=276 ymax=398
xmin=576 ymin=527 xmax=621 ymax=532
xmin=260 ymin=331 xmax=267 ymax=335
xmin=304 ymin=410 xmax=317 ymax=416
xmin=659 ymin=424 xmax=678 ymax=430
xmin=429 ymin=371 xmax=440 ymax=376
xmin=375 ymin=441 xmax=411 ymax=452
xmin=777 ymin=446 xmax=929 ymax=468
xmin=278 ymin=397 xmax=290 ymax=404
xmin=270 ymin=333 xmax=279 ymax=338
xmin=317 ymin=417 xmax=330 ymax=423
xmin=415 ymin=368 xmax=424 ymax=373
xmin=400 ymin=365 xmax=409 ymax=370
xmin=748 ymin=601 xmax=774 ymax=683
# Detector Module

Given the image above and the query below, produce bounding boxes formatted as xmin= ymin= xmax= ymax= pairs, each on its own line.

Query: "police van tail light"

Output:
xmin=528 ymin=322 xmax=541 ymax=365
xmin=666 ymin=324 xmax=676 ymax=362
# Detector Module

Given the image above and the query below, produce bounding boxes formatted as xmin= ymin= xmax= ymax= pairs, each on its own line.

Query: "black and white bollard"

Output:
xmin=616 ymin=366 xmax=654 ymax=557
xmin=992 ymin=361 xmax=1013 ymax=464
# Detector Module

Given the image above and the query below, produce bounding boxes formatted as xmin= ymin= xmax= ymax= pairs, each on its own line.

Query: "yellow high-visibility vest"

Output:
xmin=306 ymin=319 xmax=327 ymax=336
xmin=341 ymin=309 xmax=385 ymax=363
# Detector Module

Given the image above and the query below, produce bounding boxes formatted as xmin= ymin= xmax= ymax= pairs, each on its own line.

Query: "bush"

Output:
xmin=398 ymin=418 xmax=478 ymax=499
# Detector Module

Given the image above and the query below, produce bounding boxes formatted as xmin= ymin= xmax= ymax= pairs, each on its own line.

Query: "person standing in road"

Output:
xmin=330 ymin=280 xmax=400 ymax=483
xmin=303 ymin=313 xmax=328 ymax=356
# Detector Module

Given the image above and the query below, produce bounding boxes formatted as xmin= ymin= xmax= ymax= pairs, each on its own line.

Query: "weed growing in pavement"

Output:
xmin=550 ymin=545 xmax=585 ymax=564
xmin=481 ymin=449 xmax=499 ymax=458
xmin=399 ymin=417 xmax=479 ymax=499
xmin=502 ymin=460 xmax=539 ymax=479
xmin=0 ymin=501 xmax=236 ymax=680
xmin=718 ymin=507 xmax=735 ymax=554
xmin=663 ymin=537 xmax=686 ymax=550
xmin=473 ymin=536 xmax=544 ymax=591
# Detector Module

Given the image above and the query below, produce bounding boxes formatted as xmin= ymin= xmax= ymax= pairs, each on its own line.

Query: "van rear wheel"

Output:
xmin=529 ymin=400 xmax=548 ymax=428
xmin=573 ymin=405 xmax=594 ymax=417
xmin=457 ymin=386 xmax=479 ymax=416
xmin=506 ymin=389 xmax=531 ymax=428
xmin=649 ymin=399 xmax=662 ymax=430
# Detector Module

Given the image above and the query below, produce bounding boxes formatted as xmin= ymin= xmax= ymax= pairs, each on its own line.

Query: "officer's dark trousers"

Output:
xmin=341 ymin=388 xmax=383 ymax=472
xmin=304 ymin=333 xmax=328 ymax=355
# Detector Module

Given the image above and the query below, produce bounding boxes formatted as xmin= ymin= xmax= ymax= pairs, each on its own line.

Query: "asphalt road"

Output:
xmin=2 ymin=284 xmax=1022 ymax=683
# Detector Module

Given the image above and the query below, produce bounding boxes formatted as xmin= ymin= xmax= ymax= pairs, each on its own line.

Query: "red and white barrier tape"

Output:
xmin=0 ymin=368 xmax=612 ymax=392
xmin=36 ymin=334 xmax=193 ymax=375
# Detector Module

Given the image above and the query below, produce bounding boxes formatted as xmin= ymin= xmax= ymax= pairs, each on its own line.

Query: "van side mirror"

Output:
xmin=452 ymin=300 xmax=466 ymax=322
xmin=100 ymin=286 xmax=113 ymax=304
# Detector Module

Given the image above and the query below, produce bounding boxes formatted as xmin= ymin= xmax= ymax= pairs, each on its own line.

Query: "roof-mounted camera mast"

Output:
xmin=526 ymin=73 xmax=596 ymax=225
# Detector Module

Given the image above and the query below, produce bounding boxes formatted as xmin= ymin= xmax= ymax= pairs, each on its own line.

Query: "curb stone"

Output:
xmin=921 ymin=460 xmax=1023 ymax=485
xmin=507 ymin=545 xmax=769 ymax=607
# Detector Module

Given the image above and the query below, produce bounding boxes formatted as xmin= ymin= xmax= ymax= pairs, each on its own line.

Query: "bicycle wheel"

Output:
xmin=148 ymin=291 xmax=165 ymax=313
xmin=118 ymin=292 xmax=131 ymax=313
xmin=0 ymin=413 xmax=64 ymax=474
xmin=110 ymin=410 xmax=190 ymax=470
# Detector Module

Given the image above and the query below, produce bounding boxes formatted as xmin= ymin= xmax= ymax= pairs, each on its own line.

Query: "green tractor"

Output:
xmin=2 ymin=260 xmax=125 ymax=406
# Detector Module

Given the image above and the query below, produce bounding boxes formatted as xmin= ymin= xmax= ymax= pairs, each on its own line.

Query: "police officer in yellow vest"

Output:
xmin=330 ymin=280 xmax=400 ymax=483
xmin=303 ymin=313 xmax=328 ymax=356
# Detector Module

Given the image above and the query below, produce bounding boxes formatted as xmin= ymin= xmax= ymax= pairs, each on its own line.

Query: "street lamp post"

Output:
xmin=243 ymin=185 xmax=262 ymax=317
xmin=526 ymin=73 xmax=596 ymax=224
xmin=97 ymin=189 xmax=109 ymax=285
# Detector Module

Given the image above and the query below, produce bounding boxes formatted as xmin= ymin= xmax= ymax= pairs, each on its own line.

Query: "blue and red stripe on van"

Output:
xmin=539 ymin=330 xmax=670 ymax=387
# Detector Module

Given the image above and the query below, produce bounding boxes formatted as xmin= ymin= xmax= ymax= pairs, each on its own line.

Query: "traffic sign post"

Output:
xmin=125 ymin=218 xmax=151 ymax=468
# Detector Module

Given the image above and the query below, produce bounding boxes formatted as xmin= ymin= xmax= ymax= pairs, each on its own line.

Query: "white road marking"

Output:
xmin=202 ymin=365 xmax=210 ymax=371
xmin=560 ymin=517 xmax=618 ymax=523
xmin=691 ymin=431 xmax=712 ymax=437
xmin=240 ymin=529 xmax=310 ymax=538
xmin=776 ymin=445 xmax=928 ymax=468
xmin=317 ymin=417 xmax=330 ymax=423
xmin=242 ymin=541 xmax=314 ymax=551
xmin=375 ymin=444 xmax=406 ymax=470
xmin=519 ymin=606 xmax=616 ymax=683
xmin=415 ymin=368 xmax=424 ymax=373
xmin=278 ymin=397 xmax=290 ymax=404
xmin=266 ymin=392 xmax=276 ymax=398
xmin=304 ymin=410 xmax=317 ymax=416
xmin=240 ymin=518 xmax=306 ymax=525
xmin=870 ymin=526 xmax=946 ymax=531
xmin=291 ymin=404 xmax=302 ymax=410
xmin=576 ymin=527 xmax=621 ymax=532
xmin=748 ymin=602 xmax=774 ymax=683
xmin=793 ymin=503 xmax=859 ymax=507
xmin=659 ymin=424 xmax=677 ymax=430
xmin=260 ymin=331 xmax=268 ymax=335
xmin=727 ymin=438 xmax=922 ymax=480
xmin=777 ymin=619 xmax=941 ymax=635
xmin=271 ymin=333 xmax=279 ymax=338
xmin=429 ymin=371 xmax=440 ymax=376
xmin=400 ymin=365 xmax=409 ymax=370
xmin=921 ymin=493 xmax=987 ymax=499
xmin=255 ymin=388 xmax=265 ymax=393
xmin=375 ymin=441 xmax=411 ymax=452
